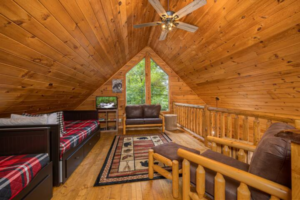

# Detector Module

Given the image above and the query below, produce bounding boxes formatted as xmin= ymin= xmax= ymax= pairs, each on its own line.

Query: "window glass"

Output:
xmin=126 ymin=59 xmax=146 ymax=105
xmin=150 ymin=59 xmax=169 ymax=111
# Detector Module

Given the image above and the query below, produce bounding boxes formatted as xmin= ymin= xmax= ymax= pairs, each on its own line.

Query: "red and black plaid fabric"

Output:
xmin=60 ymin=120 xmax=99 ymax=159
xmin=0 ymin=154 xmax=49 ymax=200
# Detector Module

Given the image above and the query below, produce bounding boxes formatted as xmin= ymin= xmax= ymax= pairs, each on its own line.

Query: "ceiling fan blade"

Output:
xmin=159 ymin=29 xmax=168 ymax=41
xmin=173 ymin=0 xmax=207 ymax=20
xmin=148 ymin=0 xmax=167 ymax=17
xmin=134 ymin=22 xmax=161 ymax=28
xmin=176 ymin=22 xmax=198 ymax=32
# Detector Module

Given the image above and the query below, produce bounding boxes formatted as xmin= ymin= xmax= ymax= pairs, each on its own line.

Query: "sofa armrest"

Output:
xmin=63 ymin=110 xmax=98 ymax=121
xmin=0 ymin=127 xmax=50 ymax=156
xmin=178 ymin=148 xmax=291 ymax=200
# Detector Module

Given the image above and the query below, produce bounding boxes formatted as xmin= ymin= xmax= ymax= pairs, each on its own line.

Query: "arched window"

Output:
xmin=126 ymin=57 xmax=169 ymax=111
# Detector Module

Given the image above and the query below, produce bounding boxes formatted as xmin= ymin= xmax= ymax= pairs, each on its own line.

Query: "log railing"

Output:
xmin=174 ymin=102 xmax=300 ymax=144
xmin=178 ymin=148 xmax=291 ymax=200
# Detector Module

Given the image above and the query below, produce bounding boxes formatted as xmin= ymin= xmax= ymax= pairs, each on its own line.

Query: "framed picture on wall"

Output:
xmin=112 ymin=79 xmax=122 ymax=93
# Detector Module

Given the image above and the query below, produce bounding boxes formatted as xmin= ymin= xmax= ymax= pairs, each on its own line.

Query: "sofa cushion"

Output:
xmin=152 ymin=142 xmax=200 ymax=168
xmin=248 ymin=122 xmax=293 ymax=200
xmin=143 ymin=105 xmax=161 ymax=118
xmin=143 ymin=118 xmax=162 ymax=124
xmin=190 ymin=150 xmax=250 ymax=200
xmin=125 ymin=105 xmax=143 ymax=119
xmin=126 ymin=119 xmax=145 ymax=125
xmin=0 ymin=154 xmax=49 ymax=200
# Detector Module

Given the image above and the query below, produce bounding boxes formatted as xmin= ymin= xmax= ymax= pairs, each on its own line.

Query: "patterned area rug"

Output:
xmin=94 ymin=133 xmax=172 ymax=186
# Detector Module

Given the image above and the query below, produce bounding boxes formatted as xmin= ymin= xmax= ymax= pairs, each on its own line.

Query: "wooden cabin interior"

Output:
xmin=0 ymin=0 xmax=299 ymax=199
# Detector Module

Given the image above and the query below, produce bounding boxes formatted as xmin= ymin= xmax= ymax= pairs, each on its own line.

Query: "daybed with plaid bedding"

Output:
xmin=0 ymin=154 xmax=49 ymax=200
xmin=60 ymin=120 xmax=99 ymax=159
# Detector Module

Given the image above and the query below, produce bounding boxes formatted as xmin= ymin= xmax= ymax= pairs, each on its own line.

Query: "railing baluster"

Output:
xmin=215 ymin=112 xmax=219 ymax=137
xmin=226 ymin=114 xmax=232 ymax=138
xmin=243 ymin=116 xmax=249 ymax=141
xmin=223 ymin=145 xmax=230 ymax=157
xmin=212 ymin=111 xmax=216 ymax=136
xmin=253 ymin=117 xmax=260 ymax=145
xmin=212 ymin=142 xmax=217 ymax=152
xmin=194 ymin=108 xmax=197 ymax=133
xmin=215 ymin=173 xmax=225 ymax=200
xmin=196 ymin=165 xmax=205 ymax=199
xmin=237 ymin=183 xmax=251 ymax=200
xmin=220 ymin=113 xmax=225 ymax=138
xmin=200 ymin=109 xmax=203 ymax=137
xmin=237 ymin=149 xmax=247 ymax=163
xmin=233 ymin=115 xmax=239 ymax=139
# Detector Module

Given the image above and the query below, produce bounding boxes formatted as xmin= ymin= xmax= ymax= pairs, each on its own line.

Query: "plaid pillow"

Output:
xmin=23 ymin=111 xmax=67 ymax=137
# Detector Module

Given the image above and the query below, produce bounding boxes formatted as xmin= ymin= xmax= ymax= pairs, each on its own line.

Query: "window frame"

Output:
xmin=125 ymin=56 xmax=170 ymax=111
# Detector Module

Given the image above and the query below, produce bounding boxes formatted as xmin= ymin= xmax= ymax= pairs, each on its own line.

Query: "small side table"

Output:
xmin=164 ymin=114 xmax=177 ymax=131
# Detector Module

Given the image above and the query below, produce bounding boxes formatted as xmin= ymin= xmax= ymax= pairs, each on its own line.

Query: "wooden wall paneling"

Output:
xmin=76 ymin=47 xmax=205 ymax=127
xmin=149 ymin=0 xmax=300 ymax=117
xmin=0 ymin=0 xmax=157 ymax=117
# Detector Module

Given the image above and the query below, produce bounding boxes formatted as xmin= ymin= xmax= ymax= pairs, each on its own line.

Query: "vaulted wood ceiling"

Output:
xmin=149 ymin=0 xmax=300 ymax=116
xmin=0 ymin=0 xmax=299 ymax=117
xmin=0 ymin=0 xmax=156 ymax=116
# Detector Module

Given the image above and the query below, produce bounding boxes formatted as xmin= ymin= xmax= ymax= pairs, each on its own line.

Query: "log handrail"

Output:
xmin=173 ymin=102 xmax=300 ymax=147
xmin=208 ymin=107 xmax=296 ymax=123
xmin=178 ymin=149 xmax=291 ymax=200
xmin=207 ymin=136 xmax=257 ymax=152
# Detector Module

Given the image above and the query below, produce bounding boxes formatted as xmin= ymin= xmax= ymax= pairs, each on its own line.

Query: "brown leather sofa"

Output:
xmin=188 ymin=122 xmax=293 ymax=200
xmin=123 ymin=105 xmax=165 ymax=135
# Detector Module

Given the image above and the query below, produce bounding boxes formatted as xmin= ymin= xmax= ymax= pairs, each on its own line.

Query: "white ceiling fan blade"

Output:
xmin=148 ymin=0 xmax=167 ymax=17
xmin=174 ymin=0 xmax=207 ymax=20
xmin=159 ymin=29 xmax=168 ymax=41
xmin=134 ymin=22 xmax=161 ymax=28
xmin=176 ymin=22 xmax=198 ymax=32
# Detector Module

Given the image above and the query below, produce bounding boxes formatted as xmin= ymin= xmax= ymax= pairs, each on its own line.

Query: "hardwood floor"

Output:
xmin=52 ymin=128 xmax=207 ymax=200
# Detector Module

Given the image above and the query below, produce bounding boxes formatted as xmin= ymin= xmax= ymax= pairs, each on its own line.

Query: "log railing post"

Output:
xmin=226 ymin=114 xmax=232 ymax=138
xmin=172 ymin=160 xmax=179 ymax=199
xmin=148 ymin=149 xmax=154 ymax=179
xmin=212 ymin=142 xmax=217 ymax=152
xmin=182 ymin=159 xmax=191 ymax=200
xmin=237 ymin=149 xmax=247 ymax=163
xmin=203 ymin=105 xmax=209 ymax=145
xmin=243 ymin=116 xmax=249 ymax=141
xmin=223 ymin=145 xmax=230 ymax=157
xmin=237 ymin=183 xmax=251 ymax=200
xmin=220 ymin=113 xmax=225 ymax=138
xmin=253 ymin=118 xmax=260 ymax=145
xmin=215 ymin=173 xmax=225 ymax=200
xmin=233 ymin=114 xmax=239 ymax=139
xmin=196 ymin=165 xmax=205 ymax=199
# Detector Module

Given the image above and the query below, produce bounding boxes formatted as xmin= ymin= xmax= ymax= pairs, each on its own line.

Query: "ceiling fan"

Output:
xmin=134 ymin=0 xmax=207 ymax=41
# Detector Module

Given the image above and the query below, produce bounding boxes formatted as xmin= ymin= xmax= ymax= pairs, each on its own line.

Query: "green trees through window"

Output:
xmin=126 ymin=59 xmax=146 ymax=105
xmin=126 ymin=58 xmax=169 ymax=111
xmin=150 ymin=59 xmax=169 ymax=111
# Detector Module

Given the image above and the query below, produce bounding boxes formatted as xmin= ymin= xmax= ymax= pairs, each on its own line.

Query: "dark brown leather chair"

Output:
xmin=123 ymin=105 xmax=165 ymax=134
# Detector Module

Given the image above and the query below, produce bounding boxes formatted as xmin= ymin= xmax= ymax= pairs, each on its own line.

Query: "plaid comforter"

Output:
xmin=0 ymin=154 xmax=49 ymax=200
xmin=60 ymin=120 xmax=99 ymax=159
